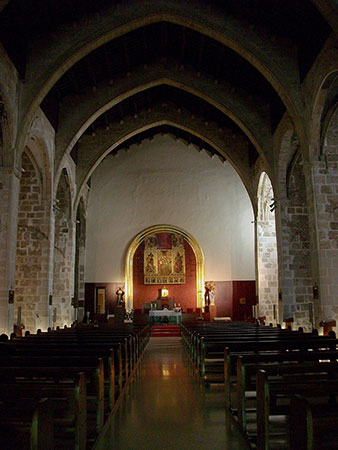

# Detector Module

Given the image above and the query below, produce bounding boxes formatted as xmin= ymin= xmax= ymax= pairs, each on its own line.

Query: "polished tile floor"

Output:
xmin=97 ymin=337 xmax=250 ymax=450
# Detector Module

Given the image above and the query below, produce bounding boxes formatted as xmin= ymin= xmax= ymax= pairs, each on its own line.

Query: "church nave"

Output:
xmin=96 ymin=337 xmax=249 ymax=450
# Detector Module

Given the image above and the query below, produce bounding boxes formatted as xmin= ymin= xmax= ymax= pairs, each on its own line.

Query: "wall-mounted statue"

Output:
xmin=204 ymin=281 xmax=216 ymax=306
xmin=116 ymin=287 xmax=125 ymax=306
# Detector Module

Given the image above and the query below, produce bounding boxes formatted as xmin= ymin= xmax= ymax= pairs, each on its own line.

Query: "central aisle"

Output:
xmin=98 ymin=337 xmax=249 ymax=450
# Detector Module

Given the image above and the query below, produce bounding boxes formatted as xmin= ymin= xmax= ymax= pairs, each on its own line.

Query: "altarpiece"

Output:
xmin=144 ymin=233 xmax=186 ymax=284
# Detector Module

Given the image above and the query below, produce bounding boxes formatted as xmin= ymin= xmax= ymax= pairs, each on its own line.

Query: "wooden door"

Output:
xmin=96 ymin=287 xmax=106 ymax=314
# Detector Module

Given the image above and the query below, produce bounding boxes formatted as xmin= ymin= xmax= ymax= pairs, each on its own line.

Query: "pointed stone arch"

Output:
xmin=125 ymin=224 xmax=205 ymax=310
xmin=310 ymin=70 xmax=338 ymax=160
xmin=56 ymin=69 xmax=271 ymax=169
xmin=18 ymin=1 xmax=305 ymax=160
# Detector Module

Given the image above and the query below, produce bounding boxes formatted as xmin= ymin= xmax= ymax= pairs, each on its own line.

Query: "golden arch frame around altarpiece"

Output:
xmin=124 ymin=225 xmax=205 ymax=310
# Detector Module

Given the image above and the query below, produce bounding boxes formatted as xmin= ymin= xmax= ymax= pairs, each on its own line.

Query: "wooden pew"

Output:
xmin=183 ymin=321 xmax=338 ymax=450
xmin=0 ymin=354 xmax=115 ymax=412
xmin=0 ymin=372 xmax=86 ymax=450
xmin=224 ymin=348 xmax=338 ymax=412
xmin=290 ymin=394 xmax=338 ymax=450
xmin=25 ymin=332 xmax=135 ymax=378
xmin=256 ymin=368 xmax=338 ymax=450
xmin=50 ymin=323 xmax=150 ymax=364
xmin=5 ymin=323 xmax=150 ymax=403
xmin=0 ymin=323 xmax=150 ymax=449
xmin=0 ymin=356 xmax=107 ymax=435
xmin=5 ymin=341 xmax=123 ymax=398
xmin=181 ymin=321 xmax=336 ymax=381
xmin=236 ymin=351 xmax=338 ymax=431
xmin=0 ymin=398 xmax=54 ymax=450
xmin=200 ymin=334 xmax=337 ymax=382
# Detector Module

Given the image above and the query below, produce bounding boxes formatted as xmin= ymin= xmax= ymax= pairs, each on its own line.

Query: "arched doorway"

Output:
xmin=125 ymin=225 xmax=205 ymax=310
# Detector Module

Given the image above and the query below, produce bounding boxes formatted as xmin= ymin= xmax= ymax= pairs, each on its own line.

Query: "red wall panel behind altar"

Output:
xmin=133 ymin=240 xmax=197 ymax=311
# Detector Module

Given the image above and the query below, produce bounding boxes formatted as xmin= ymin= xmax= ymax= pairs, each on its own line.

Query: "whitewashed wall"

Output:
xmin=85 ymin=134 xmax=255 ymax=282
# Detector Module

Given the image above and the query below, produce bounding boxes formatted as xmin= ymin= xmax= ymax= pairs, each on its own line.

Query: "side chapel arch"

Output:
xmin=125 ymin=225 xmax=205 ymax=310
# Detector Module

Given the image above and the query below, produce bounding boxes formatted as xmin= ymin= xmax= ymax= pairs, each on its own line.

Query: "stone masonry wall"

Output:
xmin=279 ymin=156 xmax=313 ymax=331
xmin=279 ymin=202 xmax=313 ymax=330
xmin=312 ymin=109 xmax=338 ymax=329
xmin=0 ymin=168 xmax=19 ymax=334
xmin=15 ymin=151 xmax=50 ymax=332
xmin=257 ymin=220 xmax=279 ymax=324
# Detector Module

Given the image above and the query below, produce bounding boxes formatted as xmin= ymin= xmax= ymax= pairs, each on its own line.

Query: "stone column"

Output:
xmin=0 ymin=167 xmax=20 ymax=335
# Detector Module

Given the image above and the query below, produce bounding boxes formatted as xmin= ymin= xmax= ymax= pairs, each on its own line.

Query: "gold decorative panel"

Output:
xmin=144 ymin=233 xmax=185 ymax=284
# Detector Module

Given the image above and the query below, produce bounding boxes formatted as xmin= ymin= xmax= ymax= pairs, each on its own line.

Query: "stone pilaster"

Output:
xmin=14 ymin=152 xmax=52 ymax=332
xmin=308 ymin=110 xmax=338 ymax=329
xmin=257 ymin=173 xmax=279 ymax=325
xmin=0 ymin=167 xmax=20 ymax=335
xmin=52 ymin=171 xmax=74 ymax=328
xmin=257 ymin=219 xmax=279 ymax=324
xmin=278 ymin=200 xmax=313 ymax=331
xmin=74 ymin=212 xmax=86 ymax=322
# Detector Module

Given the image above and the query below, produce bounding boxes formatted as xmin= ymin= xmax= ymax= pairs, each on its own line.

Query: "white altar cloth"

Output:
xmin=149 ymin=309 xmax=182 ymax=317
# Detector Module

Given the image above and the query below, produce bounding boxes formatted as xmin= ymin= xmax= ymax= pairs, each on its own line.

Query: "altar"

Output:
xmin=149 ymin=309 xmax=182 ymax=324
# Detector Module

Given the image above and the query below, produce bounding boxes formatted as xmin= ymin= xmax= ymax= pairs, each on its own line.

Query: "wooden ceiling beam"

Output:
xmin=103 ymin=112 xmax=109 ymax=126
xmin=67 ymin=71 xmax=80 ymax=98
xmin=146 ymin=92 xmax=151 ymax=109
xmin=123 ymin=40 xmax=130 ymax=70
xmin=133 ymin=98 xmax=138 ymax=116
xmin=216 ymin=46 xmax=226 ymax=81
xmin=180 ymin=27 xmax=186 ymax=60
xmin=104 ymin=46 xmax=113 ymax=77
xmin=161 ymin=22 xmax=168 ymax=49
xmin=198 ymin=34 xmax=205 ymax=67
xmin=119 ymin=104 xmax=124 ymax=121
xmin=142 ymin=27 xmax=147 ymax=60
xmin=86 ymin=59 xmax=97 ymax=88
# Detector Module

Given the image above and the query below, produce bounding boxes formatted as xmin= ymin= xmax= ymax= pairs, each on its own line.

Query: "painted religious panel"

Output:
xmin=144 ymin=233 xmax=186 ymax=284
xmin=144 ymin=250 xmax=157 ymax=275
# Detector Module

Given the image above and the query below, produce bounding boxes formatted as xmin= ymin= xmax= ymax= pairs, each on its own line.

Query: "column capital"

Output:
xmin=0 ymin=166 xmax=21 ymax=179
